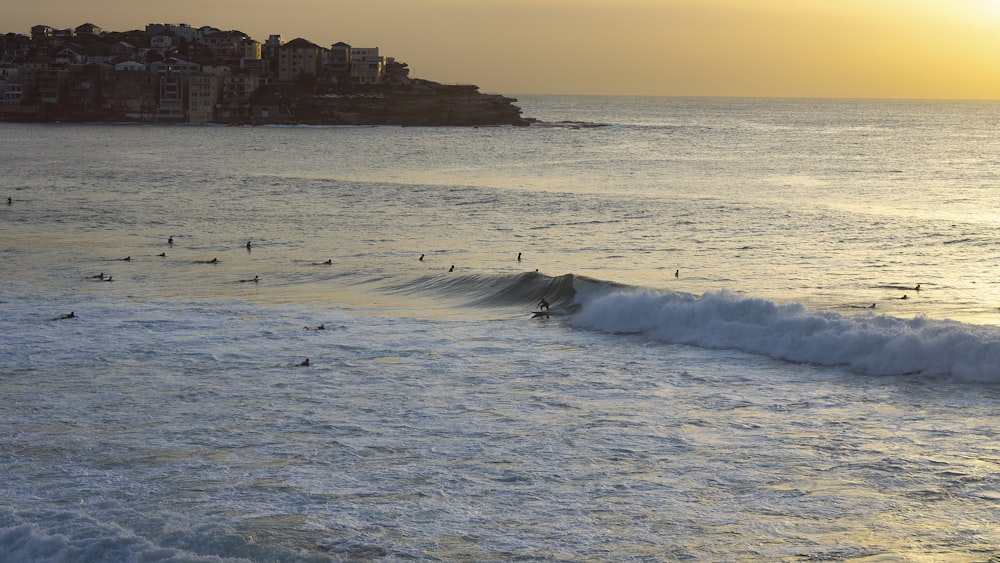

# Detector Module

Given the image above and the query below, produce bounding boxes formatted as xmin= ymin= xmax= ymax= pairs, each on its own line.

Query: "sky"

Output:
xmin=7 ymin=0 xmax=1000 ymax=99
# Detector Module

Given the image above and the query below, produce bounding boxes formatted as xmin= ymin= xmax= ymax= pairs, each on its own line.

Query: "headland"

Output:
xmin=0 ymin=23 xmax=533 ymax=126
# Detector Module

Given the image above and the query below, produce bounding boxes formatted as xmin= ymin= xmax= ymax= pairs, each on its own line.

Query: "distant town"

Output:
xmin=0 ymin=22 xmax=529 ymax=126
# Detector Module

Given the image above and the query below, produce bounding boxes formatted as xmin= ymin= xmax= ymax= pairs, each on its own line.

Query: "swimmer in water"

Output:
xmin=104 ymin=276 xmax=114 ymax=282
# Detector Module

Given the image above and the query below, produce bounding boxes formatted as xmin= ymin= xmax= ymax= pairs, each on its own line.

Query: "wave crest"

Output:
xmin=569 ymin=288 xmax=1000 ymax=381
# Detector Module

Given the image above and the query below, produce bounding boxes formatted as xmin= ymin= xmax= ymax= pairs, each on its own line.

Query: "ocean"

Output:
xmin=2 ymin=96 xmax=1000 ymax=560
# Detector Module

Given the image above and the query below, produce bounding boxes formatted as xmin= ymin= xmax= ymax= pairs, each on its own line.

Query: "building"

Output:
xmin=30 ymin=25 xmax=54 ymax=42
xmin=145 ymin=23 xmax=196 ymax=42
xmin=157 ymin=75 xmax=184 ymax=121
xmin=149 ymin=58 xmax=200 ymax=77
xmin=0 ymin=21 xmax=408 ymax=123
xmin=262 ymin=35 xmax=282 ymax=73
xmin=200 ymin=30 xmax=260 ymax=64
xmin=277 ymin=38 xmax=324 ymax=82
xmin=104 ymin=69 xmax=157 ymax=120
xmin=150 ymin=33 xmax=175 ymax=55
xmin=0 ymin=66 xmax=22 ymax=104
xmin=327 ymin=42 xmax=351 ymax=86
xmin=350 ymin=47 xmax=384 ymax=85
xmin=74 ymin=23 xmax=102 ymax=38
xmin=219 ymin=71 xmax=262 ymax=122
xmin=188 ymin=73 xmax=220 ymax=123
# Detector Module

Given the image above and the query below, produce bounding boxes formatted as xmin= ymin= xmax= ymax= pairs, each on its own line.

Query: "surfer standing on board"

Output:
xmin=538 ymin=297 xmax=550 ymax=311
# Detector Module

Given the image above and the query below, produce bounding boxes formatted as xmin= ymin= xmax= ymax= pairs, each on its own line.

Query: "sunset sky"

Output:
xmin=7 ymin=0 xmax=1000 ymax=99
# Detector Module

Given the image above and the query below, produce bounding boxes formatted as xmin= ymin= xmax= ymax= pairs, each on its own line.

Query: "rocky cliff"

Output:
xmin=253 ymin=79 xmax=532 ymax=127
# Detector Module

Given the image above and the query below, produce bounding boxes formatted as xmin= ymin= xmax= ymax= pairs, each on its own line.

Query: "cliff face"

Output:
xmin=258 ymin=80 xmax=532 ymax=127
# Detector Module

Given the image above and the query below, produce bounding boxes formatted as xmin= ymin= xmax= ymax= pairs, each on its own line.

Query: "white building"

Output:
xmin=350 ymin=47 xmax=385 ymax=84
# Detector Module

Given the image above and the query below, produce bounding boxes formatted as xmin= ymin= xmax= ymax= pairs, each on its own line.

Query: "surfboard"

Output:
xmin=531 ymin=311 xmax=552 ymax=318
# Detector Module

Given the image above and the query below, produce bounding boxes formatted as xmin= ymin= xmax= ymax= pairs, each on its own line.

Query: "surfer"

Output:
xmin=121 ymin=256 xmax=131 ymax=261
xmin=914 ymin=284 xmax=921 ymax=291
xmin=90 ymin=272 xmax=104 ymax=279
xmin=449 ymin=265 xmax=455 ymax=272
xmin=168 ymin=236 xmax=173 ymax=245
xmin=517 ymin=252 xmax=522 ymax=262
xmin=207 ymin=258 xmax=218 ymax=264
xmin=870 ymin=303 xmax=876 ymax=308
xmin=419 ymin=254 xmax=424 ymax=261
xmin=239 ymin=275 xmax=259 ymax=283
xmin=299 ymin=358 xmax=310 ymax=366
xmin=675 ymin=269 xmax=679 ymax=278
xmin=900 ymin=294 xmax=908 ymax=300
xmin=103 ymin=276 xmax=113 ymax=282
xmin=538 ymin=297 xmax=550 ymax=311
xmin=157 ymin=252 xmax=166 ymax=257
xmin=6 ymin=197 xmax=11 ymax=205
xmin=312 ymin=259 xmax=332 ymax=265
xmin=246 ymin=240 xmax=252 ymax=251
xmin=57 ymin=311 xmax=75 ymax=320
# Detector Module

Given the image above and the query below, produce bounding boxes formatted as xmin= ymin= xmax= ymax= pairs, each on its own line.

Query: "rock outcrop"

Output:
xmin=252 ymin=79 xmax=532 ymax=127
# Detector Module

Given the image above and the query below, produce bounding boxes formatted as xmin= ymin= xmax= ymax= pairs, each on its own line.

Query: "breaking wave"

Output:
xmin=568 ymin=286 xmax=1000 ymax=381
xmin=376 ymin=271 xmax=1000 ymax=380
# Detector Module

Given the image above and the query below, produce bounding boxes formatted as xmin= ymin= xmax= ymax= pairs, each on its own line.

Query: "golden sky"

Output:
xmin=8 ymin=0 xmax=1000 ymax=98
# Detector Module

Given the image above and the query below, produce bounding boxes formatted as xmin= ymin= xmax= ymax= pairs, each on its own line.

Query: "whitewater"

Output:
xmin=2 ymin=96 xmax=1000 ymax=560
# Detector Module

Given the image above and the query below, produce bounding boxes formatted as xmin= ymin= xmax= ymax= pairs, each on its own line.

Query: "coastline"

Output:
xmin=0 ymin=78 xmax=534 ymax=127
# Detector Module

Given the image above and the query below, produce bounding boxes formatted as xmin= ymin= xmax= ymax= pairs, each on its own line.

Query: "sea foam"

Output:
xmin=569 ymin=289 xmax=1000 ymax=381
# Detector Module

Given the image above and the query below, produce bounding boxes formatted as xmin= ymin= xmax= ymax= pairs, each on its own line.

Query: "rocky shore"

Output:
xmin=249 ymin=79 xmax=533 ymax=127
xmin=0 ymin=76 xmax=534 ymax=127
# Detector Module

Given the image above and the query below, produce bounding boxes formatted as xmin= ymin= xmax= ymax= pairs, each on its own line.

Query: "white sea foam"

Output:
xmin=570 ymin=288 xmax=1000 ymax=381
xmin=0 ymin=510 xmax=239 ymax=562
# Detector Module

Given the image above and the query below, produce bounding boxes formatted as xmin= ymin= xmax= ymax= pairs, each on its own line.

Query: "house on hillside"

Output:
xmin=74 ymin=23 xmax=102 ymax=38
xmin=277 ymin=38 xmax=323 ymax=82
xmin=0 ymin=70 xmax=23 ymax=105
xmin=350 ymin=47 xmax=384 ymax=85
xmin=327 ymin=42 xmax=351 ymax=85
xmin=149 ymin=57 xmax=200 ymax=77
xmin=188 ymin=73 xmax=220 ymax=123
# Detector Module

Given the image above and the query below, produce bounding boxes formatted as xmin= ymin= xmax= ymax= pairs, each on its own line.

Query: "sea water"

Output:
xmin=2 ymin=97 xmax=1000 ymax=560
